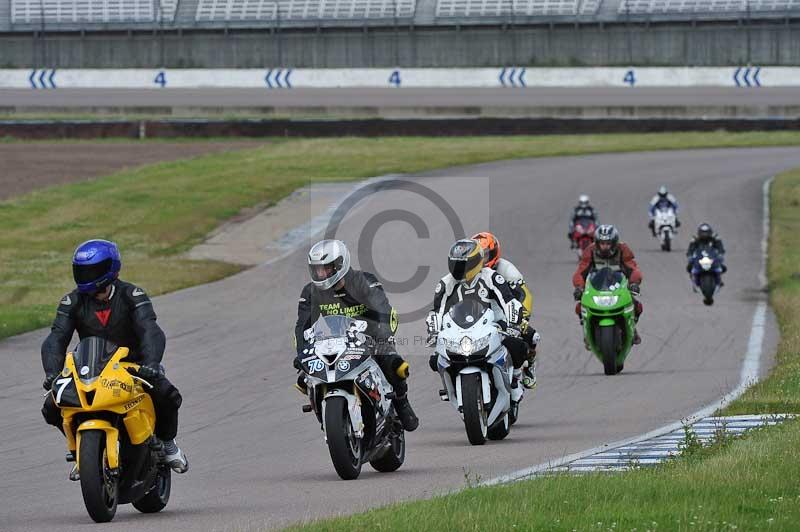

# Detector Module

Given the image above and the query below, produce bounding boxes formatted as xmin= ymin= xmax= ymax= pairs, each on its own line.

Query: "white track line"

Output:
xmin=485 ymin=176 xmax=775 ymax=485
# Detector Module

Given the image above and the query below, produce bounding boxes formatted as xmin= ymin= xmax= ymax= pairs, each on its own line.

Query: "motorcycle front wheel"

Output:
xmin=598 ymin=326 xmax=621 ymax=376
xmin=462 ymin=373 xmax=488 ymax=445
xmin=325 ymin=396 xmax=363 ymax=480
xmin=79 ymin=430 xmax=119 ymax=523
xmin=700 ymin=274 xmax=716 ymax=305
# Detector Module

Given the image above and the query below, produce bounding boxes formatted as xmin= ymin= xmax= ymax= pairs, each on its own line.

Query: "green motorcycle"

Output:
xmin=580 ymin=267 xmax=636 ymax=375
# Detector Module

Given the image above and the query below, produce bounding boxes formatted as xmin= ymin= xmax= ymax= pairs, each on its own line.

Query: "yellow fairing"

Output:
xmin=76 ymin=420 xmax=120 ymax=469
xmin=56 ymin=347 xmax=157 ymax=459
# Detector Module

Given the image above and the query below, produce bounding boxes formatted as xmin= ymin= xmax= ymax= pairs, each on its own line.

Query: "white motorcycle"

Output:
xmin=298 ymin=315 xmax=405 ymax=480
xmin=430 ymin=300 xmax=523 ymax=445
xmin=653 ymin=207 xmax=677 ymax=251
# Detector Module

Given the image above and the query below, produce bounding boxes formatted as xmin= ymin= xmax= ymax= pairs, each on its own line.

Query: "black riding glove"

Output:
xmin=629 ymin=283 xmax=641 ymax=296
xmin=127 ymin=363 xmax=164 ymax=382
xmin=573 ymin=287 xmax=584 ymax=301
xmin=676 ymin=219 xmax=681 ymax=228
xmin=686 ymin=263 xmax=693 ymax=274
xmin=42 ymin=373 xmax=58 ymax=391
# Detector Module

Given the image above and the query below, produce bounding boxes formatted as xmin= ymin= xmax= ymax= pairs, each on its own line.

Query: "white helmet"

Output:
xmin=578 ymin=194 xmax=590 ymax=206
xmin=307 ymin=239 xmax=351 ymax=290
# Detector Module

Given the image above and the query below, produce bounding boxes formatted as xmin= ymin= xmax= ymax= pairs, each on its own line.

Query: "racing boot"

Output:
xmin=633 ymin=329 xmax=642 ymax=345
xmin=162 ymin=439 xmax=189 ymax=473
xmin=393 ymin=395 xmax=419 ymax=432
xmin=522 ymin=358 xmax=537 ymax=390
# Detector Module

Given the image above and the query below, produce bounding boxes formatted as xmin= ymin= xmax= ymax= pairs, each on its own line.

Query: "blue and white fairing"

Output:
xmin=433 ymin=300 xmax=515 ymax=428
xmin=690 ymin=247 xmax=724 ymax=290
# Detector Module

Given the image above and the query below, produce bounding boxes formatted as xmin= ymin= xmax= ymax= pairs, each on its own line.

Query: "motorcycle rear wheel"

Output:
xmin=370 ymin=429 xmax=405 ymax=473
xmin=79 ymin=430 xmax=118 ymax=523
xmin=325 ymin=396 xmax=362 ymax=480
xmin=132 ymin=463 xmax=171 ymax=513
xmin=598 ymin=326 xmax=621 ymax=376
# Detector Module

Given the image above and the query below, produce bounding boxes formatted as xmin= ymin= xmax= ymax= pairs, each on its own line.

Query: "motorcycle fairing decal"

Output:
xmin=54 ymin=376 xmax=81 ymax=407
xmin=356 ymin=370 xmax=382 ymax=403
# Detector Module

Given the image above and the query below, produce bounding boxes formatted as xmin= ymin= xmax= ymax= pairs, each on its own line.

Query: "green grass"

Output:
xmin=285 ymin=166 xmax=800 ymax=531
xmin=4 ymin=132 xmax=800 ymax=343
xmin=722 ymin=169 xmax=800 ymax=416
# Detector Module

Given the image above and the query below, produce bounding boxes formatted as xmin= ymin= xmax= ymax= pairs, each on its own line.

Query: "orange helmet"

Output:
xmin=471 ymin=232 xmax=501 ymax=269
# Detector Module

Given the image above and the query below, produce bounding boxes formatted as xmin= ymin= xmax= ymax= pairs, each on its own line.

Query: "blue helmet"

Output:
xmin=72 ymin=239 xmax=122 ymax=294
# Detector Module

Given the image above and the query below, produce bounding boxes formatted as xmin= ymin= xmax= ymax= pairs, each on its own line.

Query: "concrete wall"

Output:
xmin=1 ymin=21 xmax=798 ymax=68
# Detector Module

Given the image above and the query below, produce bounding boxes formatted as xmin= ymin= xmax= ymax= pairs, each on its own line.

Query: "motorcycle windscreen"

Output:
xmin=72 ymin=336 xmax=119 ymax=383
xmin=448 ymin=299 xmax=490 ymax=329
xmin=312 ymin=315 xmax=356 ymax=340
xmin=589 ymin=268 xmax=625 ymax=292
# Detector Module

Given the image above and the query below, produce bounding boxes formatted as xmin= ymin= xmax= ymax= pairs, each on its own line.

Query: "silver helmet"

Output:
xmin=307 ymin=239 xmax=351 ymax=290
xmin=578 ymin=194 xmax=590 ymax=207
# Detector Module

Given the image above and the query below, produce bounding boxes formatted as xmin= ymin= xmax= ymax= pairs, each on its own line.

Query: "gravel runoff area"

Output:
xmin=0 ymin=141 xmax=262 ymax=201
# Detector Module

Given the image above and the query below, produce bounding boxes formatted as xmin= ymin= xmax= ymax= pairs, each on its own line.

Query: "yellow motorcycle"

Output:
xmin=49 ymin=336 xmax=171 ymax=522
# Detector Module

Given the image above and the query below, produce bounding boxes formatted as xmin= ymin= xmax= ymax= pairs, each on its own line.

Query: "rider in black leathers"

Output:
xmin=41 ymin=239 xmax=187 ymax=478
xmin=686 ymin=223 xmax=727 ymax=274
xmin=294 ymin=239 xmax=419 ymax=432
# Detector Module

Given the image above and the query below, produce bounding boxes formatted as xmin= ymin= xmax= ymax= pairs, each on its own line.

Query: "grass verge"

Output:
xmin=3 ymin=131 xmax=800 ymax=343
xmin=285 ymin=167 xmax=800 ymax=531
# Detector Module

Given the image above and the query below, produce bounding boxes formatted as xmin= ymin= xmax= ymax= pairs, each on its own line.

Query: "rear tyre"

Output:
xmin=598 ymin=326 xmax=620 ymax=376
xmin=79 ymin=430 xmax=118 ymax=523
xmin=369 ymin=429 xmax=405 ymax=473
xmin=487 ymin=413 xmax=511 ymax=441
xmin=461 ymin=373 xmax=487 ymax=445
xmin=324 ymin=397 xmax=362 ymax=480
xmin=700 ymin=274 xmax=716 ymax=306
xmin=132 ymin=464 xmax=171 ymax=513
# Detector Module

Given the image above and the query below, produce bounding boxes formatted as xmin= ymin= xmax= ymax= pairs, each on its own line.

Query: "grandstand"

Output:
xmin=2 ymin=0 xmax=798 ymax=32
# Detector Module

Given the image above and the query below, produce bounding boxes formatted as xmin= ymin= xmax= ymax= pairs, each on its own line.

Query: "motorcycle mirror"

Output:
xmin=352 ymin=320 xmax=368 ymax=333
xmin=303 ymin=327 xmax=315 ymax=342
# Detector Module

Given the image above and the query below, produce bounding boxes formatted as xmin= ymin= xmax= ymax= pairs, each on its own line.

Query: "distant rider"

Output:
xmin=572 ymin=225 xmax=643 ymax=346
xmin=472 ymin=232 xmax=539 ymax=389
xmin=426 ymin=239 xmax=528 ymax=390
xmin=568 ymin=194 xmax=599 ymax=248
xmin=41 ymin=239 xmax=188 ymax=480
xmin=686 ymin=223 xmax=727 ymax=275
xmin=294 ymin=239 xmax=418 ymax=432
xmin=648 ymin=186 xmax=681 ymax=237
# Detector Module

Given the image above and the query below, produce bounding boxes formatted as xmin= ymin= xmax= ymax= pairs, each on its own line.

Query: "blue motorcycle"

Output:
xmin=690 ymin=247 xmax=725 ymax=306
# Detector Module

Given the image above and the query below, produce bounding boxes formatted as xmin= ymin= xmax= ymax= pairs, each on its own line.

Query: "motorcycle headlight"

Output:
xmin=592 ymin=295 xmax=619 ymax=307
xmin=443 ymin=334 xmax=491 ymax=355
xmin=460 ymin=336 xmax=474 ymax=355
xmin=699 ymin=257 xmax=713 ymax=271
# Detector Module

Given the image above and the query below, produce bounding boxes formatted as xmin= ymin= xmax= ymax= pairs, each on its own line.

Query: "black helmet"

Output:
xmin=658 ymin=186 xmax=669 ymax=198
xmin=448 ymin=239 xmax=484 ymax=283
xmin=594 ymin=224 xmax=619 ymax=258
xmin=697 ymin=223 xmax=714 ymax=242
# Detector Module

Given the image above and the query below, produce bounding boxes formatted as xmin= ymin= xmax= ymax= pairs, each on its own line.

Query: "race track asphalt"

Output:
xmin=2 ymin=147 xmax=800 ymax=531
